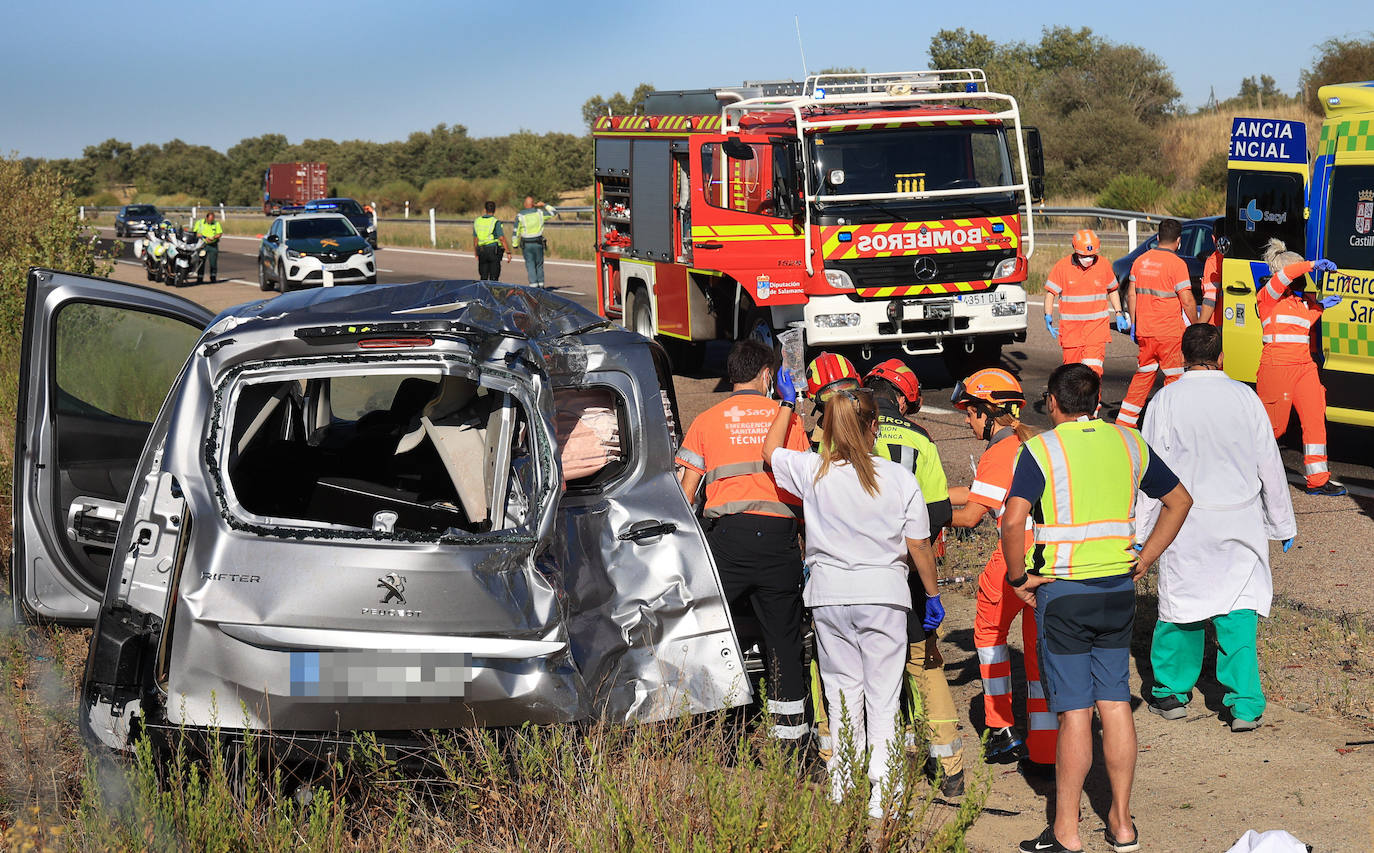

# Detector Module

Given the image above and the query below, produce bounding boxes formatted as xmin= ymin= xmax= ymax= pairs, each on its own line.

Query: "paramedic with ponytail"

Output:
xmin=763 ymin=368 xmax=942 ymax=820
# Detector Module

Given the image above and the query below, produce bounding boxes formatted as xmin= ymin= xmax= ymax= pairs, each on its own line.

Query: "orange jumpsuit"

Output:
xmin=1256 ymin=261 xmax=1331 ymax=489
xmin=970 ymin=429 xmax=1057 ymax=765
xmin=1119 ymin=249 xmax=1193 ymax=428
xmin=1201 ymin=251 xmax=1224 ymax=327
xmin=1045 ymin=254 xmax=1118 ymax=377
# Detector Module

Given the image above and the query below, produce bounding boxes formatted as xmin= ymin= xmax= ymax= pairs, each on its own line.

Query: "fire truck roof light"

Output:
xmin=814 ymin=88 xmax=826 ymax=100
xmin=838 ymin=232 xmax=853 ymax=242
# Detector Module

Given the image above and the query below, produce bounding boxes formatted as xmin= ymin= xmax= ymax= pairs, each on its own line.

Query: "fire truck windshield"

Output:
xmin=809 ymin=127 xmax=1014 ymax=201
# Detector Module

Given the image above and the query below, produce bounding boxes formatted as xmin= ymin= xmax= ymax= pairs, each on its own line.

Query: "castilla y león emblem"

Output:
xmin=1356 ymin=189 xmax=1374 ymax=236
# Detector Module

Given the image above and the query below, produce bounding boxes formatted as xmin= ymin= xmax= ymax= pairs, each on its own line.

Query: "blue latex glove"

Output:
xmin=775 ymin=366 xmax=798 ymax=404
xmin=923 ymin=594 xmax=945 ymax=632
xmin=1314 ymin=259 xmax=1338 ymax=274
xmin=1043 ymin=314 xmax=1058 ymax=339
xmin=1282 ymin=537 xmax=1295 ymax=553
xmin=1115 ymin=313 xmax=1131 ymax=333
xmin=1320 ymin=294 xmax=1341 ymax=309
xmin=1130 ymin=321 xmax=1137 ymax=343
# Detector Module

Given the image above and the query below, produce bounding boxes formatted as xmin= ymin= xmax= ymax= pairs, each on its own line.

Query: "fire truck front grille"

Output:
xmin=831 ymin=248 xmax=1016 ymax=293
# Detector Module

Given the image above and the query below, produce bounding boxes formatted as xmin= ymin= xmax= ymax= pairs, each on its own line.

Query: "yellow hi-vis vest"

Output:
xmin=474 ymin=215 xmax=500 ymax=246
xmin=1020 ymin=419 xmax=1147 ymax=580
xmin=515 ymin=208 xmax=548 ymax=241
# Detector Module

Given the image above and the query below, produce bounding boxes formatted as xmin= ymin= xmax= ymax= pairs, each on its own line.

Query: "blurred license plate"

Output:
xmin=959 ymin=291 xmax=1008 ymax=306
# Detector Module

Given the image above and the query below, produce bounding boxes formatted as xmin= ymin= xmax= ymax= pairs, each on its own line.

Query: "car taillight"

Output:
xmin=357 ymin=337 xmax=434 ymax=349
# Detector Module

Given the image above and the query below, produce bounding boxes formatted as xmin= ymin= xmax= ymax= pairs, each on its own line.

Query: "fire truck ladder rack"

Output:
xmin=720 ymin=69 xmax=1036 ymax=276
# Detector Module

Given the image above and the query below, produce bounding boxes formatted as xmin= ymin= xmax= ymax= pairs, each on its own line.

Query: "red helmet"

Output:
xmin=1071 ymin=229 xmax=1100 ymax=257
xmin=806 ymin=352 xmax=861 ymax=401
xmin=865 ymin=358 xmax=921 ymax=404
xmin=951 ymin=368 xmax=1026 ymax=414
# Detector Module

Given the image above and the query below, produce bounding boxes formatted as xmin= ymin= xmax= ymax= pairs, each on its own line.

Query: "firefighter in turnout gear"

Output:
xmin=804 ymin=351 xmax=864 ymax=447
xmin=675 ymin=340 xmax=812 ymax=742
xmin=1118 ymin=218 xmax=1198 ymax=428
xmin=1043 ymin=229 xmax=1128 ymax=377
xmin=864 ymin=358 xmax=965 ymax=796
xmin=1256 ymin=239 xmax=1345 ymax=496
xmin=948 ymin=368 xmax=1057 ymax=769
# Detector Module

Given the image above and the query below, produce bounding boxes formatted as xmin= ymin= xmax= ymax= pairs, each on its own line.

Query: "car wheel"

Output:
xmin=258 ymin=259 xmax=271 ymax=291
xmin=277 ymin=262 xmax=289 ymax=293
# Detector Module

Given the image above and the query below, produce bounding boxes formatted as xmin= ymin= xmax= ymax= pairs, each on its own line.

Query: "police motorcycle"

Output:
xmin=165 ymin=226 xmax=208 ymax=287
xmin=137 ymin=221 xmax=173 ymax=283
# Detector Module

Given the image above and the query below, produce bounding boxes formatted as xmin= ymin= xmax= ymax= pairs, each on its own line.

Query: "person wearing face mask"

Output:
xmin=1042 ymin=229 xmax=1129 ymax=377
xmin=946 ymin=368 xmax=1055 ymax=772
xmin=675 ymin=340 xmax=812 ymax=746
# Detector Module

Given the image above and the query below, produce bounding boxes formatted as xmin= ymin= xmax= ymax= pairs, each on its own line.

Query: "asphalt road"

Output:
xmin=96 ymin=228 xmax=1374 ymax=622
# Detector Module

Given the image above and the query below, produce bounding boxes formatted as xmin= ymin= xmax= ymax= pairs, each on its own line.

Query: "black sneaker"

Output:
xmin=1305 ymin=481 xmax=1347 ymax=496
xmin=1019 ymin=758 xmax=1055 ymax=779
xmin=1019 ymin=826 xmax=1083 ymax=853
xmin=1146 ymin=694 xmax=1188 ymax=720
xmin=938 ymin=769 xmax=964 ymax=798
xmin=985 ymin=726 xmax=1024 ymax=763
xmin=1106 ymin=821 xmax=1141 ymax=853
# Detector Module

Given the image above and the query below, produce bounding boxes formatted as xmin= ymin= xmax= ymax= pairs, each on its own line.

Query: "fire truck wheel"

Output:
xmin=740 ymin=308 xmax=777 ymax=350
xmin=626 ymin=288 xmax=654 ymax=339
xmin=663 ymin=339 xmax=704 ymax=375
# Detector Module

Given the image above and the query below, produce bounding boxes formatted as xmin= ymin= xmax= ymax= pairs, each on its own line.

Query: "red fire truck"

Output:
xmin=592 ymin=70 xmax=1044 ymax=373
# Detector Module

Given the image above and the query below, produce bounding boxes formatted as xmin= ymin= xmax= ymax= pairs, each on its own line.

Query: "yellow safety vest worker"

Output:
xmin=195 ymin=219 xmax=223 ymax=241
xmin=1020 ymin=420 xmax=1147 ymax=580
xmin=474 ymin=215 xmax=500 ymax=246
xmin=515 ymin=206 xmax=553 ymax=242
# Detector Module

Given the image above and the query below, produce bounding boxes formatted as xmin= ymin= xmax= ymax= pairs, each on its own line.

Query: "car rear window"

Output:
xmin=222 ymin=366 xmax=546 ymax=539
xmin=287 ymin=217 xmax=358 ymax=239
xmin=126 ymin=205 xmax=158 ymax=216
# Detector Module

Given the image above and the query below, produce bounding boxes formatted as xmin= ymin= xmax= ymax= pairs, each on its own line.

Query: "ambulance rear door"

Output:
xmin=1220 ymin=118 xmax=1308 ymax=383
xmin=1313 ymin=119 xmax=1374 ymax=427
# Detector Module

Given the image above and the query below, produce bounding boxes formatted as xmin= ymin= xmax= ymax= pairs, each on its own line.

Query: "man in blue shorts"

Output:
xmin=1000 ymin=364 xmax=1194 ymax=853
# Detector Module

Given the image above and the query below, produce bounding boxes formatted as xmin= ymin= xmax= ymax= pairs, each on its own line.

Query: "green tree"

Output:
xmin=1299 ymin=37 xmax=1374 ymax=112
xmin=582 ymin=83 xmax=654 ymax=127
xmin=501 ymin=131 xmax=563 ymax=201
xmin=225 ymin=133 xmax=288 ymax=205
xmin=81 ymin=138 xmax=136 ymax=186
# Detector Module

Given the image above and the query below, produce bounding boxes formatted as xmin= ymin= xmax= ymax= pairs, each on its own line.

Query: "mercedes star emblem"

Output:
xmin=913 ymin=256 xmax=939 ymax=281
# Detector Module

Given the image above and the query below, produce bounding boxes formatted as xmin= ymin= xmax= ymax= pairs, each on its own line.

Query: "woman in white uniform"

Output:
xmin=762 ymin=369 xmax=944 ymax=818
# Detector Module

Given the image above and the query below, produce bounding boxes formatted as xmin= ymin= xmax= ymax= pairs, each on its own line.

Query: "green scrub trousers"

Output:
xmin=1150 ymin=609 xmax=1263 ymax=722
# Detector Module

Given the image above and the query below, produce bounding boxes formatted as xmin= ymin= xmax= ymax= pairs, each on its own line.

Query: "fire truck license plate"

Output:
xmin=958 ymin=291 xmax=1008 ymax=306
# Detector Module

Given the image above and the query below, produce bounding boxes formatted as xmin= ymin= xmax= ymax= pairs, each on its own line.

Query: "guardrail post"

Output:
xmin=1127 ymin=219 xmax=1138 ymax=250
xmin=220 ymin=202 xmax=225 ymax=221
xmin=405 ymin=201 xmax=410 ymax=219
xmin=429 ymin=208 xmax=437 ymax=247
xmin=192 ymin=205 xmax=197 ymax=224
xmin=79 ymin=206 xmax=85 ymax=220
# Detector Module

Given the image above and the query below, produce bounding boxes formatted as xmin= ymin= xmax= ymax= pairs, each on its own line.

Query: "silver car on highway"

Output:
xmin=12 ymin=271 xmax=747 ymax=753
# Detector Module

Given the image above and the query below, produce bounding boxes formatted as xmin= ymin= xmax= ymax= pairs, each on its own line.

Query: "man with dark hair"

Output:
xmin=1119 ymin=218 xmax=1197 ymax=428
xmin=1004 ymin=363 xmax=1194 ymax=853
xmin=675 ymin=340 xmax=812 ymax=744
xmin=1198 ymin=219 xmax=1228 ymax=326
xmin=1137 ymin=323 xmax=1295 ymax=733
xmin=472 ymin=200 xmax=510 ymax=281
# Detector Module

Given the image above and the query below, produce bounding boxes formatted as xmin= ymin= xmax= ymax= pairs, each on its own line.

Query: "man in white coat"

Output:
xmin=1136 ymin=324 xmax=1296 ymax=732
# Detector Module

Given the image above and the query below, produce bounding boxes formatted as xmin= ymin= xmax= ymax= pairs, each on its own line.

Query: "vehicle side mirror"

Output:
xmin=722 ymin=138 xmax=755 ymax=160
xmin=1024 ymin=126 xmax=1046 ymax=203
xmin=267 ymin=234 xmax=280 ymax=244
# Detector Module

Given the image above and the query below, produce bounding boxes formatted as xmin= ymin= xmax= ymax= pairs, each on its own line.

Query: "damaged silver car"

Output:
xmin=11 ymin=270 xmax=748 ymax=752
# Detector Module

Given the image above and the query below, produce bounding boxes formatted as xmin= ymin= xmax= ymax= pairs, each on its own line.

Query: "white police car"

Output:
xmin=258 ymin=212 xmax=377 ymax=291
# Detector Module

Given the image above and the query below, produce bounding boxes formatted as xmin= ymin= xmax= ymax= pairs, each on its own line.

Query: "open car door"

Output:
xmin=12 ymin=270 xmax=213 ymax=624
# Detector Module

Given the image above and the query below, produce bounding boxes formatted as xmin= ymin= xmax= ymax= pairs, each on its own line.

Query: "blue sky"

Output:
xmin=3 ymin=0 xmax=1369 ymax=158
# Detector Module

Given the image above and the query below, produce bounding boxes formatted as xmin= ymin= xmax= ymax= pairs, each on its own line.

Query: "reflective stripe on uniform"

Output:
xmin=1134 ymin=363 xmax=1159 ymax=374
xmin=1172 ymin=279 xmax=1190 ymax=293
xmin=1027 ymin=680 xmax=1045 ymax=700
xmin=976 ymin=645 xmax=1010 ymax=666
xmin=703 ymin=460 xmax=766 ymax=485
xmin=1304 ymin=460 xmax=1329 ymax=475
xmin=1040 ymin=431 xmax=1073 ymax=521
xmin=674 ymin=447 xmax=705 ymax=470
xmin=704 ymin=499 xmax=798 ymax=519
xmin=1272 ymin=313 xmax=1312 ymax=327
xmin=929 ymin=737 xmax=963 ymax=758
xmin=1029 ymin=712 xmax=1059 ymax=731
xmin=773 ymin=722 xmax=809 ymax=739
xmin=1080 ymin=358 xmax=1104 ymax=367
xmin=1061 ymin=310 xmax=1112 ymax=321
xmin=1118 ymin=401 xmax=1142 ymax=413
xmin=1304 ymin=444 xmax=1326 ymax=456
xmin=1162 ymin=367 xmax=1184 ymax=376
xmin=1261 ymin=334 xmax=1311 ymax=344
xmin=970 ymin=481 xmax=1008 ymax=503
xmin=982 ymin=675 xmax=1011 ymax=696
xmin=1058 ymin=293 xmax=1105 ymax=303
xmin=1134 ymin=286 xmax=1176 ymax=299
xmin=769 ymin=698 xmax=806 ymax=715
xmin=1263 ymin=280 xmax=1286 ymax=300
xmin=1034 ymin=520 xmax=1136 ymax=544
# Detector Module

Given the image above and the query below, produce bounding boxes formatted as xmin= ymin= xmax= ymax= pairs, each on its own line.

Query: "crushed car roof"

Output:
xmin=208 ymin=281 xmax=612 ymax=342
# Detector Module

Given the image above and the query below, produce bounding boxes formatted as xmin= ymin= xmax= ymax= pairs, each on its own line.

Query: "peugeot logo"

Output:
xmin=377 ymin=573 xmax=407 ymax=605
xmin=913 ymin=256 xmax=939 ymax=281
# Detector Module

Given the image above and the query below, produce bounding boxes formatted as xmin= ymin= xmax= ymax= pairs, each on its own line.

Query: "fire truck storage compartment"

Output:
xmin=630 ymin=141 xmax=673 ymax=262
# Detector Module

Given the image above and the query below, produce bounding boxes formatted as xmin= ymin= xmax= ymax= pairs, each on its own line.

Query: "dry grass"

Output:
xmin=1161 ymin=103 xmax=1322 ymax=189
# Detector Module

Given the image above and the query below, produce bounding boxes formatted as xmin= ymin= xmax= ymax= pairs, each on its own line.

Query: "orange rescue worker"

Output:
xmin=1256 ymin=239 xmax=1346 ymax=496
xmin=1118 ymin=218 xmax=1197 ymax=428
xmin=948 ymin=369 xmax=1057 ymax=768
xmin=1043 ymin=229 xmax=1129 ymax=376
xmin=1198 ymin=219 xmax=1228 ymax=326
xmin=676 ymin=340 xmax=814 ymax=740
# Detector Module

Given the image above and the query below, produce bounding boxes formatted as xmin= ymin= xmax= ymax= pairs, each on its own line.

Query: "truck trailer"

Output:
xmin=263 ymin=162 xmax=329 ymax=216
xmin=591 ymin=69 xmax=1045 ymax=374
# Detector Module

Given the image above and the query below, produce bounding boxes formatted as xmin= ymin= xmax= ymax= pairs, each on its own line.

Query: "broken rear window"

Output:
xmin=222 ymin=365 xmax=542 ymax=538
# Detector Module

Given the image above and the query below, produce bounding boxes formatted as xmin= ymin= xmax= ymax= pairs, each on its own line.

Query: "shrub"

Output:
xmin=373 ymin=179 xmax=422 ymax=214
xmin=1168 ymin=186 xmax=1223 ymax=220
xmin=75 ymin=190 xmax=120 ymax=208
xmin=420 ymin=176 xmax=513 ymax=215
xmin=1196 ymin=151 xmax=1229 ymax=192
xmin=1096 ymin=174 xmax=1168 ymax=213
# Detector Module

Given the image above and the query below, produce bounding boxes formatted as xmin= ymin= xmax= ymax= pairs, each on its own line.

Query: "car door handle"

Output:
xmin=619 ymin=520 xmax=678 ymax=543
xmin=693 ymin=242 xmax=723 ymax=250
xmin=1225 ymin=285 xmax=1251 ymax=295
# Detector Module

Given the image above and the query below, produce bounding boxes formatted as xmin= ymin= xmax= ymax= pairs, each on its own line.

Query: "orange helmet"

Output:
xmin=1071 ymin=229 xmax=1100 ymax=257
xmin=865 ymin=358 xmax=921 ymax=405
xmin=806 ymin=352 xmax=861 ymax=401
xmin=951 ymin=368 xmax=1026 ymax=415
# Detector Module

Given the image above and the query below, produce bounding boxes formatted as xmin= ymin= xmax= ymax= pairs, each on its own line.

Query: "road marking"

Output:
xmin=920 ymin=405 xmax=956 ymax=415
xmin=377 ymin=268 xmax=395 ymax=272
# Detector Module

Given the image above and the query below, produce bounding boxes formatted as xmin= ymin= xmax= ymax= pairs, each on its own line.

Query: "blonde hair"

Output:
xmin=1262 ymin=238 xmax=1304 ymax=275
xmin=817 ymin=390 xmax=879 ymax=496
xmin=971 ymin=401 xmax=1035 ymax=444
